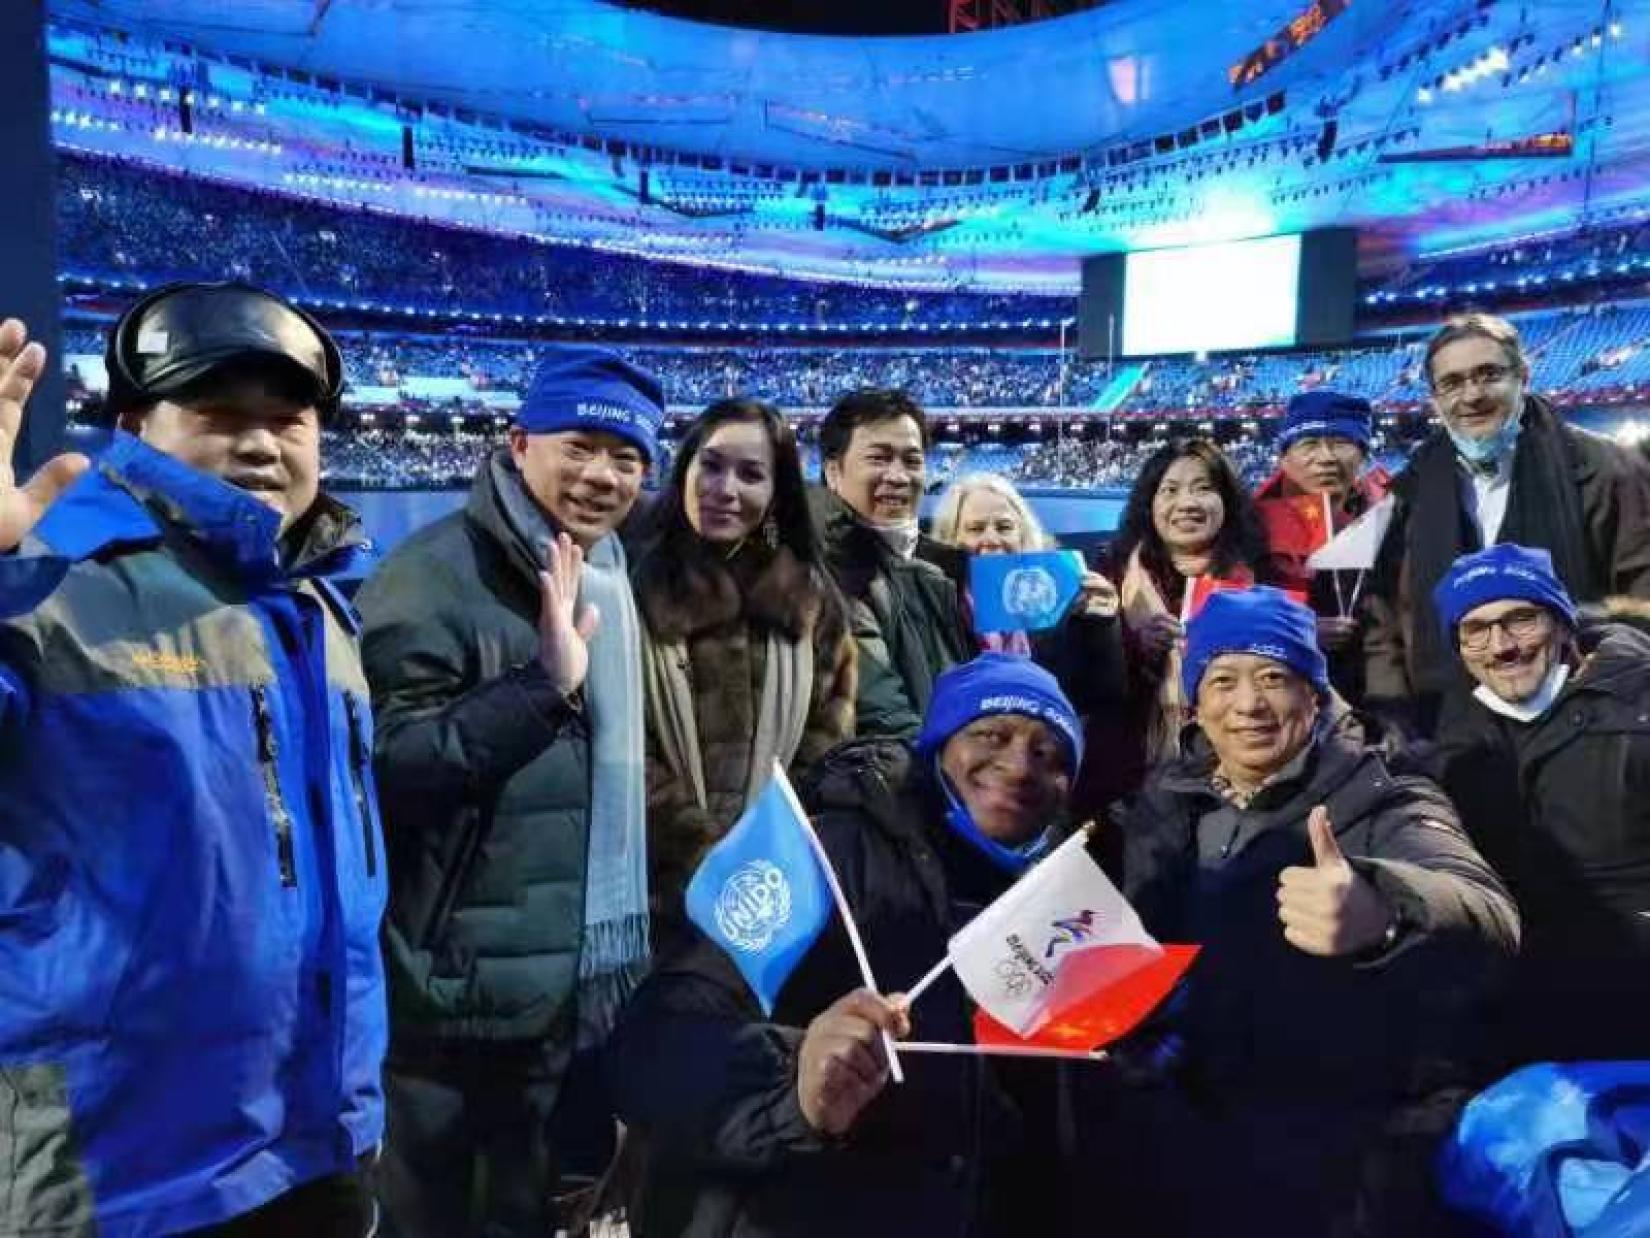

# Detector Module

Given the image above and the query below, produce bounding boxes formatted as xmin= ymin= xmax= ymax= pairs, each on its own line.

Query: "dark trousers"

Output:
xmin=377 ymin=1040 xmax=614 ymax=1238
xmin=183 ymin=1167 xmax=377 ymax=1237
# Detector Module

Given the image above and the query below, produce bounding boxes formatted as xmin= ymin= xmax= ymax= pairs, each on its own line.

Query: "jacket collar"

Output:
xmin=1572 ymin=623 xmax=1650 ymax=698
xmin=33 ymin=432 xmax=365 ymax=584
xmin=1404 ymin=394 xmax=1588 ymax=492
xmin=1154 ymin=729 xmax=1369 ymax=815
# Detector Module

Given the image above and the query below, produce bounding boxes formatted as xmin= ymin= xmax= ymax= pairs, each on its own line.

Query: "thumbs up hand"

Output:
xmin=1275 ymin=806 xmax=1393 ymax=958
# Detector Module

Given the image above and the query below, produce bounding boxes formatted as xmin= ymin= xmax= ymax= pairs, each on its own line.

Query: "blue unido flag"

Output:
xmin=970 ymin=550 xmax=1087 ymax=633
xmin=685 ymin=772 xmax=835 ymax=1016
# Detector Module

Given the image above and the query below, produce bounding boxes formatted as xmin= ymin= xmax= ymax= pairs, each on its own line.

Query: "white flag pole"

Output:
xmin=1179 ymin=574 xmax=1196 ymax=625
xmin=902 ymin=955 xmax=954 ymax=1008
xmin=1324 ymin=492 xmax=1348 ymax=619
xmin=772 ymin=762 xmax=904 ymax=1084
xmin=900 ymin=1040 xmax=1110 ymax=1063
xmin=1348 ymin=568 xmax=1367 ymax=614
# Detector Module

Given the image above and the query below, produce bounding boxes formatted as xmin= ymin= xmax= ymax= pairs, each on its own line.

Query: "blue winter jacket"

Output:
xmin=0 ymin=435 xmax=388 ymax=1236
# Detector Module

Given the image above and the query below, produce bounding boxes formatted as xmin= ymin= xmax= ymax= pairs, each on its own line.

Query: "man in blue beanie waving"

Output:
xmin=357 ymin=344 xmax=663 ymax=1234
xmin=1080 ymin=586 xmax=1517 ymax=1238
xmin=611 ymin=653 xmax=1084 ymax=1237
xmin=1432 ymin=544 xmax=1650 ymax=1070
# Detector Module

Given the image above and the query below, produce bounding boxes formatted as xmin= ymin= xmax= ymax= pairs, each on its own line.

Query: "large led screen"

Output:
xmin=1121 ymin=233 xmax=1302 ymax=356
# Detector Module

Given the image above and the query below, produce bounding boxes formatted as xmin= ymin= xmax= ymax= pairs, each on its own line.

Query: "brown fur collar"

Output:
xmin=635 ymin=541 xmax=830 ymax=644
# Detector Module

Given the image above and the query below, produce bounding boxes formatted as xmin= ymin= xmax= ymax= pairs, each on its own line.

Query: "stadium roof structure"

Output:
xmin=45 ymin=0 xmax=1650 ymax=290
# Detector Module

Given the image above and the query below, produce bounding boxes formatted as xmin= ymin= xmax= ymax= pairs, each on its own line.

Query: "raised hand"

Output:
xmin=1315 ymin=615 xmax=1360 ymax=653
xmin=1074 ymin=571 xmax=1121 ymax=619
xmin=1275 ymin=805 xmax=1392 ymax=957
xmin=1135 ymin=611 xmax=1184 ymax=661
xmin=796 ymin=989 xmax=910 ymax=1137
xmin=536 ymin=531 xmax=600 ymax=696
xmin=0 ymin=319 xmax=90 ymax=554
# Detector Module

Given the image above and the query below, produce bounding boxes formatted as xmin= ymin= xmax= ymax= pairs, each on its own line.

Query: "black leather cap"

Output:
xmin=104 ymin=282 xmax=343 ymax=422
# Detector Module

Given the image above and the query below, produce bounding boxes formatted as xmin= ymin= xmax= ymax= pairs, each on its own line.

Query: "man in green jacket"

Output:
xmin=357 ymin=345 xmax=662 ymax=1236
xmin=815 ymin=388 xmax=972 ymax=738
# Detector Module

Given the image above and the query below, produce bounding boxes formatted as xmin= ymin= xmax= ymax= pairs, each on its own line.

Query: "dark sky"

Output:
xmin=622 ymin=0 xmax=955 ymax=36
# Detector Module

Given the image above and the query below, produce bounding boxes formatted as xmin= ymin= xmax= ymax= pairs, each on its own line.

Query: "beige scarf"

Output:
xmin=642 ymin=627 xmax=815 ymax=816
xmin=1120 ymin=548 xmax=1188 ymax=765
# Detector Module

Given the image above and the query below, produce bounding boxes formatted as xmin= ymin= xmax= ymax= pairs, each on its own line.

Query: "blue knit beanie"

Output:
xmin=1276 ymin=390 xmax=1373 ymax=454
xmin=1182 ymin=586 xmax=1329 ymax=700
xmin=915 ymin=653 xmax=1083 ymax=775
xmin=1432 ymin=544 xmax=1578 ymax=641
xmin=515 ymin=345 xmax=664 ymax=463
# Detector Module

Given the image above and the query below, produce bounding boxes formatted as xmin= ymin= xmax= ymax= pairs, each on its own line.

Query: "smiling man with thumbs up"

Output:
xmin=1081 ymin=587 xmax=1519 ymax=1238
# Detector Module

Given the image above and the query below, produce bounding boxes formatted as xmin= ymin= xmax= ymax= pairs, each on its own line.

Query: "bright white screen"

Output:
xmin=1122 ymin=233 xmax=1301 ymax=356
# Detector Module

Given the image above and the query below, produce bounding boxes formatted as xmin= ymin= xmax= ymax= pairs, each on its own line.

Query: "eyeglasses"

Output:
xmin=1457 ymin=605 xmax=1550 ymax=652
xmin=1432 ymin=363 xmax=1516 ymax=399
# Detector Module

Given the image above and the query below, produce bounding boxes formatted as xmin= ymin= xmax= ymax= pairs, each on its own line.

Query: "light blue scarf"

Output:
xmin=492 ymin=455 xmax=650 ymax=1047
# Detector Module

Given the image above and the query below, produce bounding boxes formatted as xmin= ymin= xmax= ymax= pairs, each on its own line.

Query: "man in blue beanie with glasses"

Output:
xmin=1432 ymin=544 xmax=1650 ymax=1069
xmin=1081 ymin=586 xmax=1517 ymax=1237
xmin=611 ymin=652 xmax=1083 ymax=1237
xmin=357 ymin=344 xmax=662 ymax=1235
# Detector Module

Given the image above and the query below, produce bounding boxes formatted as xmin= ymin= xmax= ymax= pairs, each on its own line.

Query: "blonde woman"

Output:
xmin=930 ymin=471 xmax=1123 ymax=713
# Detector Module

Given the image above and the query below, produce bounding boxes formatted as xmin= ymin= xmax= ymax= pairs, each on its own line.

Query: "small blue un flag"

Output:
xmin=685 ymin=771 xmax=834 ymax=1015
xmin=970 ymin=550 xmax=1086 ymax=633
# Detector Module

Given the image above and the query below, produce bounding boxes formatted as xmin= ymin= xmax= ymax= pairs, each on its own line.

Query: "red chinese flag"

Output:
xmin=972 ymin=944 xmax=1201 ymax=1052
xmin=1257 ymin=493 xmax=1332 ymax=560
xmin=1181 ymin=577 xmax=1254 ymax=623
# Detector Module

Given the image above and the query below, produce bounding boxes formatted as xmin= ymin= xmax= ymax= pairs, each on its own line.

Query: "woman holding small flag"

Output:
xmin=631 ymin=397 xmax=858 ymax=939
xmin=1081 ymin=437 xmax=1269 ymax=815
xmin=1086 ymin=587 xmax=1519 ymax=1237
xmin=930 ymin=469 xmax=1126 ymax=741
xmin=609 ymin=654 xmax=1089 ymax=1237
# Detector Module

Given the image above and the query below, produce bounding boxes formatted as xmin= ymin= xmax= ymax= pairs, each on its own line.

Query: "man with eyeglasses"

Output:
xmin=1362 ymin=312 xmax=1650 ymax=736
xmin=1432 ymin=543 xmax=1650 ymax=1071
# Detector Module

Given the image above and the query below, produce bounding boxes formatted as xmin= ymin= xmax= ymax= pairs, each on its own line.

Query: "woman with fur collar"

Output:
xmin=632 ymin=398 xmax=857 ymax=939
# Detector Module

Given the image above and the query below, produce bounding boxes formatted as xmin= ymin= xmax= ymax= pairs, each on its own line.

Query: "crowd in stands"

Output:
xmin=57 ymin=303 xmax=1650 ymax=432
xmin=311 ymin=423 xmax=1434 ymax=493
xmin=321 ymin=427 xmax=498 ymax=489
xmin=56 ymin=151 xmax=1060 ymax=329
xmin=1367 ymin=214 xmax=1650 ymax=307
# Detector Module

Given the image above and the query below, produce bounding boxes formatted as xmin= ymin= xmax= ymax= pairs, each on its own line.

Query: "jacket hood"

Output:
xmin=36 ymin=432 xmax=365 ymax=584
xmin=1571 ymin=621 xmax=1650 ymax=701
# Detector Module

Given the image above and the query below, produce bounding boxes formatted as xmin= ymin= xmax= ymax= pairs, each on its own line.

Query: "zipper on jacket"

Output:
xmin=343 ymin=694 xmax=379 ymax=878
xmin=252 ymin=685 xmax=299 ymax=888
